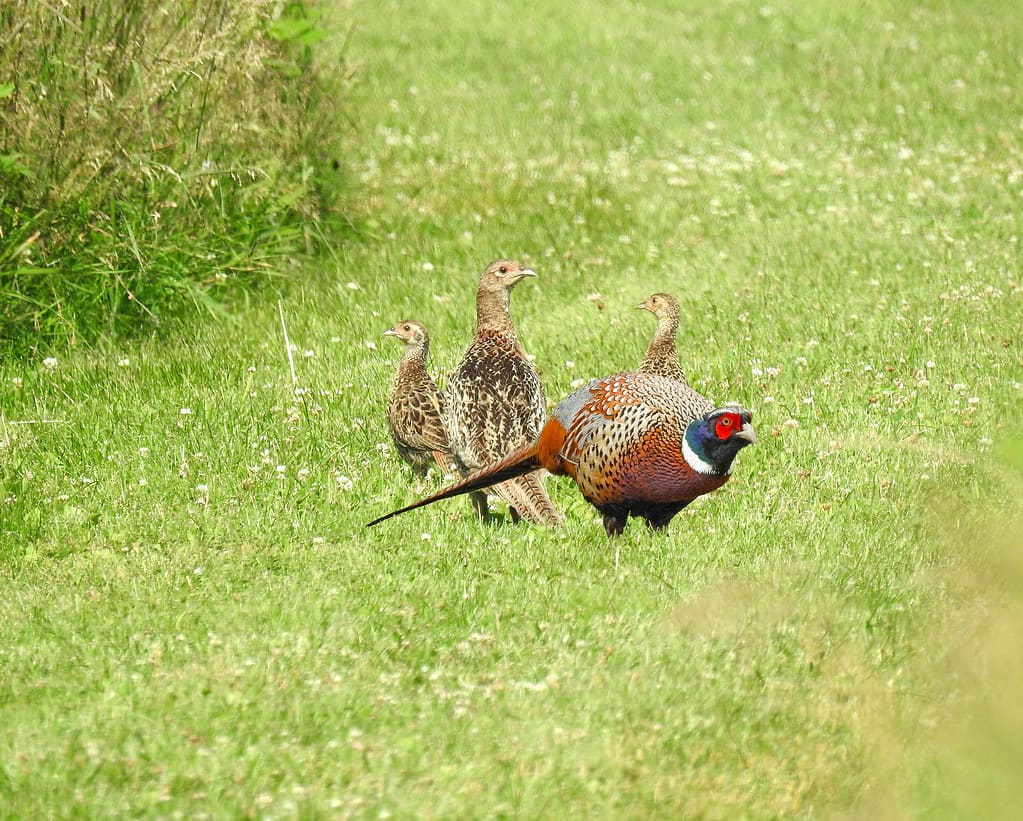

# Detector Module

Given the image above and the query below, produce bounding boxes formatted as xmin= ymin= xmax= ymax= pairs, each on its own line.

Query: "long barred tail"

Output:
xmin=366 ymin=443 xmax=541 ymax=527
xmin=491 ymin=472 xmax=562 ymax=527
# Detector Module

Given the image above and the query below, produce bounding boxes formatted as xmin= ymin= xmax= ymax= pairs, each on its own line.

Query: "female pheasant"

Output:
xmin=442 ymin=259 xmax=561 ymax=526
xmin=369 ymin=371 xmax=756 ymax=536
xmin=637 ymin=292 xmax=687 ymax=384
xmin=383 ymin=319 xmax=455 ymax=475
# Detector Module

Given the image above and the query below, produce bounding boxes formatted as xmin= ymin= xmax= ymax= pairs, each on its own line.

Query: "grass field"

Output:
xmin=3 ymin=0 xmax=1022 ymax=816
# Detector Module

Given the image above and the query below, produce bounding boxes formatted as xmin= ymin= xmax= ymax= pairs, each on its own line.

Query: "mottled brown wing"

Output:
xmin=387 ymin=370 xmax=453 ymax=471
xmin=445 ymin=330 xmax=547 ymax=471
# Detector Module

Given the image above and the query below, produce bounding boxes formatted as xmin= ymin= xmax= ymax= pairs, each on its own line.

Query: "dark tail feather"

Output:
xmin=367 ymin=444 xmax=540 ymax=527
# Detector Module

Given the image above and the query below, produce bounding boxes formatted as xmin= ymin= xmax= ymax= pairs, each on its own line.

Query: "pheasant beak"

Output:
xmin=734 ymin=423 xmax=757 ymax=446
xmin=382 ymin=328 xmax=398 ymax=337
xmin=520 ymin=268 xmax=537 ymax=279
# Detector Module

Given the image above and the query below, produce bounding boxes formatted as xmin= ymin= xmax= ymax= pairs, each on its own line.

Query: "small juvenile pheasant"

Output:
xmin=637 ymin=292 xmax=688 ymax=384
xmin=369 ymin=371 xmax=756 ymax=536
xmin=383 ymin=320 xmax=454 ymax=476
xmin=442 ymin=259 xmax=560 ymax=526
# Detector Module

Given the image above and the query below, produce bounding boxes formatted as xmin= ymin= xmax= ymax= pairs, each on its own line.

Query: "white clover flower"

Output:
xmin=346 ymin=281 xmax=360 ymax=290
xmin=336 ymin=475 xmax=354 ymax=492
xmin=117 ymin=358 xmax=130 ymax=367
xmin=303 ymin=349 xmax=315 ymax=358
xmin=43 ymin=357 xmax=58 ymax=370
xmin=422 ymin=262 xmax=435 ymax=272
xmin=12 ymin=377 xmax=22 ymax=388
xmin=180 ymin=407 xmax=192 ymax=415
xmin=762 ymin=395 xmax=775 ymax=404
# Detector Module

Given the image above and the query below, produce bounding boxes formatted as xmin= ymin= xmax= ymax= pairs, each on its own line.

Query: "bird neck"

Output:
xmin=475 ymin=285 xmax=517 ymax=335
xmin=682 ymin=422 xmax=734 ymax=477
xmin=399 ymin=341 xmax=429 ymax=369
xmin=653 ymin=312 xmax=680 ymax=348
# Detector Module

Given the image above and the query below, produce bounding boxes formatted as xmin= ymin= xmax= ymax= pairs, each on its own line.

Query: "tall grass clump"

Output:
xmin=0 ymin=0 xmax=352 ymax=350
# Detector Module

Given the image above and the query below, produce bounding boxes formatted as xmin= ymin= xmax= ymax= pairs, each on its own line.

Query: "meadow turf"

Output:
xmin=2 ymin=0 xmax=1023 ymax=816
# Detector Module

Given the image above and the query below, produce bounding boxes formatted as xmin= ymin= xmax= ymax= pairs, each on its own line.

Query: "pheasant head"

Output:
xmin=476 ymin=259 xmax=537 ymax=334
xmin=383 ymin=319 xmax=431 ymax=365
xmin=682 ymin=406 xmax=757 ymax=476
xmin=481 ymin=259 xmax=536 ymax=289
xmin=637 ymin=292 xmax=680 ymax=322
xmin=383 ymin=319 xmax=429 ymax=347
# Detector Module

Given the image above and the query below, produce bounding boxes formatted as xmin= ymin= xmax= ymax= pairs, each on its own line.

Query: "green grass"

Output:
xmin=3 ymin=0 xmax=1023 ymax=816
xmin=0 ymin=0 xmax=350 ymax=348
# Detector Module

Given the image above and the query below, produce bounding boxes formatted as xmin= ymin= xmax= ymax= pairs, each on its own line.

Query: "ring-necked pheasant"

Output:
xmin=382 ymin=319 xmax=455 ymax=476
xmin=442 ymin=259 xmax=561 ymax=526
xmin=637 ymin=293 xmax=687 ymax=384
xmin=368 ymin=371 xmax=756 ymax=536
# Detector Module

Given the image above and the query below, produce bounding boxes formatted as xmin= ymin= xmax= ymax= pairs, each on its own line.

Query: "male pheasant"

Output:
xmin=382 ymin=320 xmax=455 ymax=475
xmin=637 ymin=292 xmax=687 ymax=384
xmin=369 ymin=371 xmax=756 ymax=536
xmin=442 ymin=259 xmax=561 ymax=526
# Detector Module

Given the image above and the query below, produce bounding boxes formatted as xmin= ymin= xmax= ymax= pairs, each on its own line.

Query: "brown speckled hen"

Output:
xmin=383 ymin=320 xmax=455 ymax=476
xmin=442 ymin=259 xmax=561 ymax=526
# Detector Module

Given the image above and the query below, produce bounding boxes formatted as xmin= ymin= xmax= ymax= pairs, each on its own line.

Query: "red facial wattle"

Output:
xmin=714 ymin=412 xmax=741 ymax=441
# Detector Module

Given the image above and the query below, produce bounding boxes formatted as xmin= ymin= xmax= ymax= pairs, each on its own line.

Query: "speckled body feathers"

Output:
xmin=383 ymin=320 xmax=454 ymax=475
xmin=444 ymin=329 xmax=546 ymax=473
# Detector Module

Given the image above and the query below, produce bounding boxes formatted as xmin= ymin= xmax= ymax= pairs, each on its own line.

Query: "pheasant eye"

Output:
xmin=714 ymin=413 xmax=738 ymax=440
xmin=499 ymin=266 xmax=508 ymax=274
